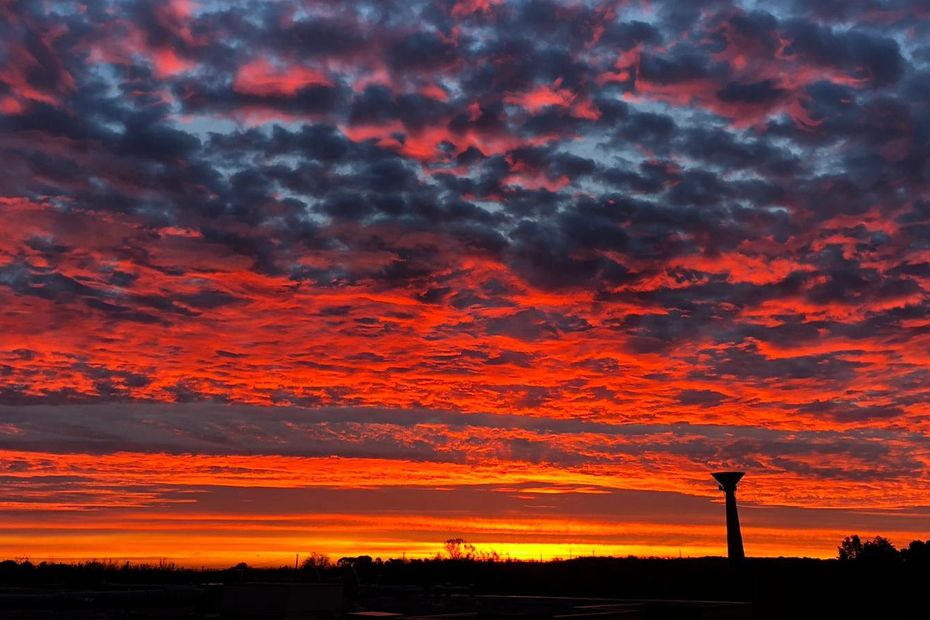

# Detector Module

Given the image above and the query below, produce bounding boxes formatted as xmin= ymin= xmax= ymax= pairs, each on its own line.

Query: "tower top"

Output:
xmin=711 ymin=471 xmax=744 ymax=491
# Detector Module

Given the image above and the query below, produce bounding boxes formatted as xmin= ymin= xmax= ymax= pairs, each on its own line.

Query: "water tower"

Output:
xmin=711 ymin=471 xmax=745 ymax=562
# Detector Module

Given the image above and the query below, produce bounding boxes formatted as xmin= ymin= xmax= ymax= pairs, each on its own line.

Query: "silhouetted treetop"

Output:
xmin=838 ymin=535 xmax=901 ymax=564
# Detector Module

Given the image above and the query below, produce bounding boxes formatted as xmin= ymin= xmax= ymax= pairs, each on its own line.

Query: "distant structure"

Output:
xmin=711 ymin=471 xmax=745 ymax=562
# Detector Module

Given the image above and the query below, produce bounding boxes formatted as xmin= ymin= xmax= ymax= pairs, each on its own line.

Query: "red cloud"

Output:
xmin=233 ymin=59 xmax=331 ymax=96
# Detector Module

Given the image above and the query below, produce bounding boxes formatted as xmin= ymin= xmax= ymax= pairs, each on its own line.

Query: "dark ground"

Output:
xmin=0 ymin=556 xmax=925 ymax=619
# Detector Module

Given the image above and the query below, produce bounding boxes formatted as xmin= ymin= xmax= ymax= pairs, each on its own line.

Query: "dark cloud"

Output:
xmin=783 ymin=21 xmax=904 ymax=87
xmin=0 ymin=403 xmax=920 ymax=480
xmin=702 ymin=344 xmax=864 ymax=382
xmin=716 ymin=79 xmax=787 ymax=103
xmin=676 ymin=389 xmax=728 ymax=408
xmin=484 ymin=308 xmax=591 ymax=341
xmin=387 ymin=31 xmax=459 ymax=71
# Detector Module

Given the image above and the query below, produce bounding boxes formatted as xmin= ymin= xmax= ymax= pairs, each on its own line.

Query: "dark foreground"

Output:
xmin=0 ymin=556 xmax=925 ymax=619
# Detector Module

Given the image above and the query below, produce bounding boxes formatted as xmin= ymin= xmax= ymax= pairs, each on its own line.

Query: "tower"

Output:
xmin=711 ymin=471 xmax=745 ymax=562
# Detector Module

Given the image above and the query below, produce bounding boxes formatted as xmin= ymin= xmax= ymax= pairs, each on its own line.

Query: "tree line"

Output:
xmin=837 ymin=535 xmax=930 ymax=564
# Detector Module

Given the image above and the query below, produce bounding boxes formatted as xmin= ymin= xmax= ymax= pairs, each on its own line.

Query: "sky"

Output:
xmin=2 ymin=0 xmax=930 ymax=566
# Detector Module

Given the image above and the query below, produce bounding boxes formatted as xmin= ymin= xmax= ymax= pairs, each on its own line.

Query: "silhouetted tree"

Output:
xmin=443 ymin=538 xmax=501 ymax=561
xmin=300 ymin=552 xmax=331 ymax=581
xmin=859 ymin=536 xmax=899 ymax=564
xmin=838 ymin=535 xmax=863 ymax=560
xmin=444 ymin=538 xmax=477 ymax=560
xmin=903 ymin=539 xmax=930 ymax=565
xmin=838 ymin=535 xmax=900 ymax=564
xmin=477 ymin=549 xmax=502 ymax=562
xmin=301 ymin=552 xmax=332 ymax=570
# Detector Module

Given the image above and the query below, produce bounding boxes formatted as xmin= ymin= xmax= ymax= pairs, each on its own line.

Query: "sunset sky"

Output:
xmin=2 ymin=0 xmax=930 ymax=566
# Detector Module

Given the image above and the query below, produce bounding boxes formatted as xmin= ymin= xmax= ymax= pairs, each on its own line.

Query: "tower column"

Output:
xmin=711 ymin=472 xmax=745 ymax=562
